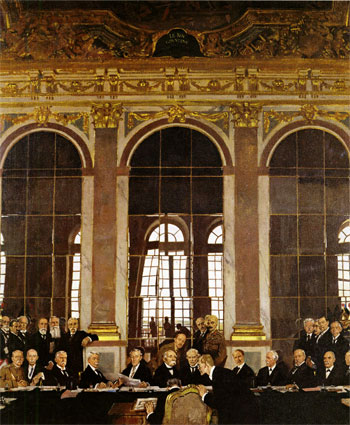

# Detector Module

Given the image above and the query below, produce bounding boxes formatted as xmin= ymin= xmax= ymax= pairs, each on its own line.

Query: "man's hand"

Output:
xmin=113 ymin=378 xmax=123 ymax=388
xmin=97 ymin=382 xmax=107 ymax=389
xmin=31 ymin=372 xmax=44 ymax=385
xmin=18 ymin=380 xmax=28 ymax=387
xmin=145 ymin=401 xmax=154 ymax=415
xmin=81 ymin=336 xmax=91 ymax=347
xmin=138 ymin=381 xmax=148 ymax=388
xmin=45 ymin=361 xmax=54 ymax=371
xmin=197 ymin=384 xmax=206 ymax=397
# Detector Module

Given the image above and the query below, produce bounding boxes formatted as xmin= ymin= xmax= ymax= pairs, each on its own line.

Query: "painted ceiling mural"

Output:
xmin=0 ymin=0 xmax=348 ymax=61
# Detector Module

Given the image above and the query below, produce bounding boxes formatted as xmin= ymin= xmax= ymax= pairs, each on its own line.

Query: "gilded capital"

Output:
xmin=230 ymin=102 xmax=260 ymax=128
xmin=91 ymin=103 xmax=124 ymax=129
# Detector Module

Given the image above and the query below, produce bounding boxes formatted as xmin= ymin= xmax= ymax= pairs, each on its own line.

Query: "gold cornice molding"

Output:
xmin=230 ymin=102 xmax=261 ymax=128
xmin=231 ymin=324 xmax=266 ymax=341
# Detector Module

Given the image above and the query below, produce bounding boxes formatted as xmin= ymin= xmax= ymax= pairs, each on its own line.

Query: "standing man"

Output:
xmin=293 ymin=318 xmax=316 ymax=359
xmin=202 ymin=315 xmax=226 ymax=366
xmin=8 ymin=319 xmax=24 ymax=358
xmin=0 ymin=350 xmax=28 ymax=388
xmin=232 ymin=349 xmax=255 ymax=388
xmin=49 ymin=316 xmax=65 ymax=356
xmin=197 ymin=354 xmax=258 ymax=424
xmin=0 ymin=315 xmax=10 ymax=361
xmin=192 ymin=317 xmax=208 ymax=354
xmin=314 ymin=316 xmax=332 ymax=367
xmin=256 ymin=350 xmax=287 ymax=386
xmin=28 ymin=317 xmax=52 ymax=367
xmin=17 ymin=315 xmax=30 ymax=353
xmin=59 ymin=317 xmax=98 ymax=374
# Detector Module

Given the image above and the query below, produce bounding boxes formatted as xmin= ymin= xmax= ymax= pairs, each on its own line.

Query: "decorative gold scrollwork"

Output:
xmin=230 ymin=102 xmax=260 ymax=128
xmin=91 ymin=103 xmax=124 ymax=128
xmin=127 ymin=104 xmax=228 ymax=129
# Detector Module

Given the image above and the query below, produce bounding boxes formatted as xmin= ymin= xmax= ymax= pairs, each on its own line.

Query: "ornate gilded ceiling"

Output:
xmin=0 ymin=0 xmax=348 ymax=62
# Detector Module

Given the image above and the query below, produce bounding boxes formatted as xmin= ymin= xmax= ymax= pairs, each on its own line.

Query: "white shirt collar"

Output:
xmin=269 ymin=364 xmax=276 ymax=372
xmin=209 ymin=366 xmax=216 ymax=380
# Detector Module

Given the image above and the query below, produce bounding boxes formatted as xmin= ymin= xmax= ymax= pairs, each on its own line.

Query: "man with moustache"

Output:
xmin=329 ymin=321 xmax=349 ymax=365
xmin=0 ymin=315 xmax=10 ymax=361
xmin=0 ymin=350 xmax=28 ymax=388
xmin=256 ymin=350 xmax=288 ymax=387
xmin=180 ymin=348 xmax=211 ymax=385
xmin=202 ymin=315 xmax=226 ymax=366
xmin=8 ymin=319 xmax=24 ymax=358
xmin=49 ymin=316 xmax=65 ymax=355
xmin=17 ymin=316 xmax=30 ymax=352
xmin=316 ymin=351 xmax=345 ymax=386
xmin=157 ymin=331 xmax=188 ymax=370
xmin=314 ymin=316 xmax=332 ymax=367
xmin=293 ymin=318 xmax=316 ymax=359
xmin=28 ymin=317 xmax=53 ymax=367
xmin=59 ymin=317 xmax=98 ymax=374
xmin=192 ymin=317 xmax=208 ymax=354
xmin=80 ymin=351 xmax=113 ymax=389
xmin=46 ymin=350 xmax=77 ymax=387
xmin=153 ymin=350 xmax=180 ymax=388
xmin=285 ymin=349 xmax=316 ymax=389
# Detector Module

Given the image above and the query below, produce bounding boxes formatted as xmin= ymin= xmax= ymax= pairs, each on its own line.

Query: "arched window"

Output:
xmin=0 ymin=234 xmax=5 ymax=306
xmin=338 ymin=221 xmax=350 ymax=309
xmin=208 ymin=224 xmax=223 ymax=330
xmin=140 ymin=222 xmax=191 ymax=337
xmin=71 ymin=231 xmax=81 ymax=318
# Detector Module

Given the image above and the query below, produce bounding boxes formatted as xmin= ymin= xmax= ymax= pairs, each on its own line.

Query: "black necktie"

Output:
xmin=306 ymin=335 xmax=310 ymax=341
xmin=269 ymin=368 xmax=273 ymax=375
xmin=191 ymin=367 xmax=196 ymax=373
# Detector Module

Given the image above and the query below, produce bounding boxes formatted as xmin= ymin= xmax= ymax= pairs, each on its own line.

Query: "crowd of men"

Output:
xmin=0 ymin=312 xmax=349 ymax=424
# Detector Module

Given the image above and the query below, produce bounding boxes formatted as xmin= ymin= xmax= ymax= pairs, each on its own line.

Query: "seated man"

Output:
xmin=24 ymin=348 xmax=45 ymax=386
xmin=232 ymin=349 xmax=255 ymax=388
xmin=180 ymin=348 xmax=211 ymax=386
xmin=0 ymin=350 xmax=28 ymax=388
xmin=118 ymin=346 xmax=152 ymax=387
xmin=45 ymin=350 xmax=77 ymax=387
xmin=316 ymin=350 xmax=344 ymax=386
xmin=330 ymin=321 xmax=349 ymax=365
xmin=157 ymin=331 xmax=188 ymax=370
xmin=153 ymin=350 xmax=180 ymax=388
xmin=256 ymin=350 xmax=287 ymax=387
xmin=59 ymin=317 xmax=98 ymax=374
xmin=145 ymin=378 xmax=182 ymax=425
xmin=80 ymin=351 xmax=113 ymax=389
xmin=286 ymin=349 xmax=316 ymax=389
xmin=202 ymin=315 xmax=226 ymax=366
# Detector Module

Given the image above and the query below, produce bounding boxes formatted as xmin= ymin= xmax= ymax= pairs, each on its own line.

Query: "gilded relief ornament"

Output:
xmin=127 ymin=104 xmax=228 ymax=130
xmin=91 ymin=103 xmax=124 ymax=129
xmin=230 ymin=103 xmax=260 ymax=128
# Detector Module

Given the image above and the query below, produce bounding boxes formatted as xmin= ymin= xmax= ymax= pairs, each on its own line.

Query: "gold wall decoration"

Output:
xmin=91 ymin=103 xmax=124 ymax=129
xmin=264 ymin=104 xmax=350 ymax=134
xmin=0 ymin=106 xmax=89 ymax=133
xmin=230 ymin=102 xmax=260 ymax=128
xmin=127 ymin=104 xmax=229 ymax=130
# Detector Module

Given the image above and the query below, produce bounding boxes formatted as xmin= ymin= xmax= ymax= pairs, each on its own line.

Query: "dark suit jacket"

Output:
xmin=23 ymin=362 xmax=44 ymax=384
xmin=18 ymin=331 xmax=31 ymax=354
xmin=28 ymin=331 xmax=52 ymax=366
xmin=79 ymin=364 xmax=108 ymax=388
xmin=256 ymin=362 xmax=288 ymax=387
xmin=121 ymin=360 xmax=152 ymax=384
xmin=45 ymin=364 xmax=77 ymax=387
xmin=192 ymin=329 xmax=208 ymax=354
xmin=8 ymin=332 xmax=25 ymax=358
xmin=285 ymin=362 xmax=316 ymax=388
xmin=232 ymin=363 xmax=256 ymax=388
xmin=0 ymin=330 xmax=10 ymax=361
xmin=316 ymin=364 xmax=345 ymax=386
xmin=293 ymin=330 xmax=316 ymax=359
xmin=179 ymin=364 xmax=211 ymax=386
xmin=329 ymin=335 xmax=349 ymax=364
xmin=59 ymin=330 xmax=98 ymax=373
xmin=314 ymin=329 xmax=332 ymax=366
xmin=203 ymin=366 xmax=257 ymax=425
xmin=147 ymin=387 xmax=179 ymax=425
xmin=153 ymin=363 xmax=179 ymax=388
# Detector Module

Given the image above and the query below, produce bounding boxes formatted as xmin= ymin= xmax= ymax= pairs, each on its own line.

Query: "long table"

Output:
xmin=0 ymin=387 xmax=349 ymax=425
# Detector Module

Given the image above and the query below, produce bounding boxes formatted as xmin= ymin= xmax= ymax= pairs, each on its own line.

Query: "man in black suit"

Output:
xmin=59 ymin=317 xmax=98 ymax=374
xmin=286 ymin=349 xmax=316 ymax=389
xmin=48 ymin=316 xmax=65 ymax=359
xmin=314 ymin=316 xmax=332 ymax=368
xmin=197 ymin=354 xmax=258 ymax=424
xmin=256 ymin=350 xmax=288 ymax=386
xmin=316 ymin=350 xmax=345 ymax=386
xmin=17 ymin=316 xmax=30 ymax=354
xmin=343 ymin=351 xmax=350 ymax=384
xmin=179 ymin=348 xmax=211 ymax=386
xmin=0 ymin=315 xmax=10 ymax=361
xmin=153 ymin=349 xmax=180 ymax=388
xmin=80 ymin=351 xmax=113 ymax=388
xmin=28 ymin=317 xmax=53 ymax=367
xmin=24 ymin=349 xmax=45 ymax=386
xmin=329 ymin=321 xmax=349 ymax=365
xmin=117 ymin=346 xmax=152 ymax=387
xmin=293 ymin=318 xmax=316 ymax=360
xmin=45 ymin=350 xmax=77 ymax=387
xmin=232 ymin=349 xmax=255 ymax=388
xmin=145 ymin=378 xmax=181 ymax=425
xmin=8 ymin=319 xmax=24 ymax=358
xmin=192 ymin=317 xmax=208 ymax=354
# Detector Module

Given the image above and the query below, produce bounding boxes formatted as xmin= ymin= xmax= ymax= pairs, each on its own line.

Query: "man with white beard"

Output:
xmin=0 ymin=315 xmax=10 ymax=361
xmin=49 ymin=316 xmax=65 ymax=358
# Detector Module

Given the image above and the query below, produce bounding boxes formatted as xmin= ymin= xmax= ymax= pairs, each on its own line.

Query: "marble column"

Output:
xmin=231 ymin=103 xmax=265 ymax=340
